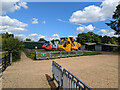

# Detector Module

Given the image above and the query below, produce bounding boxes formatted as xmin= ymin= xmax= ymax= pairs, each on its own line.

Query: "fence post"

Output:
xmin=50 ymin=52 xmax=51 ymax=58
xmin=10 ymin=52 xmax=12 ymax=65
xmin=76 ymin=51 xmax=77 ymax=55
xmin=35 ymin=52 xmax=37 ymax=60
xmin=4 ymin=55 xmax=7 ymax=70
xmin=60 ymin=51 xmax=62 ymax=57
xmin=61 ymin=67 xmax=63 ymax=88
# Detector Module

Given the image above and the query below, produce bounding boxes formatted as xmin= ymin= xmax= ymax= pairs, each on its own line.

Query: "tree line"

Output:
xmin=76 ymin=32 xmax=118 ymax=45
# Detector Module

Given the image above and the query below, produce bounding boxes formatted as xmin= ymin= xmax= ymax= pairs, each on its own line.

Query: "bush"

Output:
xmin=2 ymin=34 xmax=24 ymax=62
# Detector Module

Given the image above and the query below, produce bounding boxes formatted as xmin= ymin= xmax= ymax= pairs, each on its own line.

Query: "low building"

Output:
xmin=95 ymin=45 xmax=102 ymax=51
xmin=24 ymin=41 xmax=45 ymax=49
xmin=84 ymin=43 xmax=96 ymax=51
xmin=102 ymin=44 xmax=118 ymax=51
xmin=80 ymin=43 xmax=118 ymax=52
xmin=80 ymin=45 xmax=86 ymax=50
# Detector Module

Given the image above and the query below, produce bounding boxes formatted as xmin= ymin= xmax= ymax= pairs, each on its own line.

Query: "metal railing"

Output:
xmin=52 ymin=61 xmax=92 ymax=90
xmin=36 ymin=50 xmax=83 ymax=60
xmin=0 ymin=52 xmax=12 ymax=77
xmin=63 ymin=69 xmax=92 ymax=90
xmin=52 ymin=61 xmax=63 ymax=87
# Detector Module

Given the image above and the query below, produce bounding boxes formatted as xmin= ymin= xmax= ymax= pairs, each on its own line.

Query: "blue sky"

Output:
xmin=1 ymin=0 xmax=119 ymax=41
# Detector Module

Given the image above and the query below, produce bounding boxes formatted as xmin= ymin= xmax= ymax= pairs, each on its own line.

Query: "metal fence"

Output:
xmin=52 ymin=61 xmax=63 ymax=87
xmin=36 ymin=50 xmax=83 ymax=60
xmin=52 ymin=61 xmax=92 ymax=90
xmin=0 ymin=52 xmax=12 ymax=77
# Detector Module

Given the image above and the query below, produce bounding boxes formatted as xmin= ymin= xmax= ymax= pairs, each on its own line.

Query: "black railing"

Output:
xmin=0 ymin=52 xmax=11 ymax=76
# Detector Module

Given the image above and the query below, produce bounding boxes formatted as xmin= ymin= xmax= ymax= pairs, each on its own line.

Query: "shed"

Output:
xmin=95 ymin=45 xmax=102 ymax=51
xmin=102 ymin=44 xmax=118 ymax=51
xmin=84 ymin=43 xmax=96 ymax=51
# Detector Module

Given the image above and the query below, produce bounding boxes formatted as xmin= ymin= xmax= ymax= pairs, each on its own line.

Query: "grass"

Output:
xmin=83 ymin=51 xmax=101 ymax=56
xmin=23 ymin=49 xmax=36 ymax=60
xmin=23 ymin=49 xmax=101 ymax=60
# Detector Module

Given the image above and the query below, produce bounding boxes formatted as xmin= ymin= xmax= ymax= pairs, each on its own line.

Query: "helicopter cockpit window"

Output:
xmin=59 ymin=41 xmax=65 ymax=45
xmin=44 ymin=43 xmax=49 ymax=47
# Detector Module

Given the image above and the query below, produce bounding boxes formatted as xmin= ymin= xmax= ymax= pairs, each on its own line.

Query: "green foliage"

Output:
xmin=77 ymin=32 xmax=118 ymax=45
xmin=2 ymin=32 xmax=24 ymax=61
xmin=38 ymin=38 xmax=46 ymax=42
xmin=106 ymin=4 xmax=120 ymax=35
xmin=102 ymin=36 xmax=111 ymax=44
xmin=112 ymin=47 xmax=118 ymax=52
xmin=83 ymin=51 xmax=101 ymax=56
xmin=2 ymin=32 xmax=14 ymax=38
xmin=77 ymin=32 xmax=102 ymax=44
xmin=102 ymin=36 xmax=118 ymax=44
xmin=23 ymin=49 xmax=36 ymax=60
xmin=26 ymin=38 xmax=31 ymax=41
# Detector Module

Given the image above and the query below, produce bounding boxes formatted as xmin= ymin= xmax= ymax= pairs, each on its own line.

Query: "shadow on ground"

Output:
xmin=45 ymin=74 xmax=58 ymax=90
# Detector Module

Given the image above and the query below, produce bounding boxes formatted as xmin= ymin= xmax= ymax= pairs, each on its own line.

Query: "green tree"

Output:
xmin=77 ymin=32 xmax=118 ymax=45
xmin=93 ymin=34 xmax=102 ymax=44
xmin=77 ymin=33 xmax=92 ymax=44
xmin=26 ymin=38 xmax=31 ymax=41
xmin=101 ymin=36 xmax=111 ymax=44
xmin=110 ymin=37 xmax=118 ymax=44
xmin=2 ymin=32 xmax=14 ymax=38
xmin=77 ymin=32 xmax=102 ymax=44
xmin=38 ymin=38 xmax=46 ymax=42
xmin=106 ymin=4 xmax=120 ymax=35
xmin=2 ymin=33 xmax=24 ymax=61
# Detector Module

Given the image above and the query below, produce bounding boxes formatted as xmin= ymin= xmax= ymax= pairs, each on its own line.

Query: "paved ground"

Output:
xmin=2 ymin=52 xmax=118 ymax=88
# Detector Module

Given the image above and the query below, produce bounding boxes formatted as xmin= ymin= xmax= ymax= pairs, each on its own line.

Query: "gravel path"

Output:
xmin=2 ymin=52 xmax=118 ymax=88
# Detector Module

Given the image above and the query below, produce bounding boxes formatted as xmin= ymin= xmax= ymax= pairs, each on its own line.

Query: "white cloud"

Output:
xmin=57 ymin=19 xmax=66 ymax=23
xmin=69 ymin=0 xmax=119 ymax=23
xmin=52 ymin=34 xmax=59 ymax=38
xmin=18 ymin=2 xmax=28 ymax=9
xmin=29 ymin=33 xmax=38 ymax=37
xmin=49 ymin=38 xmax=60 ymax=41
xmin=0 ymin=0 xmax=28 ymax=33
xmin=68 ymin=36 xmax=77 ymax=39
xmin=0 ymin=16 xmax=28 ymax=33
xmin=77 ymin=24 xmax=95 ymax=31
xmin=0 ymin=0 xmax=28 ymax=15
xmin=42 ymin=20 xmax=46 ymax=24
xmin=98 ymin=29 xmax=118 ymax=37
xmin=13 ymin=33 xmax=60 ymax=41
xmin=15 ymin=34 xmax=26 ymax=38
xmin=32 ymin=18 xmax=39 ymax=24
xmin=15 ymin=34 xmax=27 ymax=41
xmin=15 ymin=34 xmax=46 ymax=41
xmin=38 ymin=34 xmax=46 ymax=38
